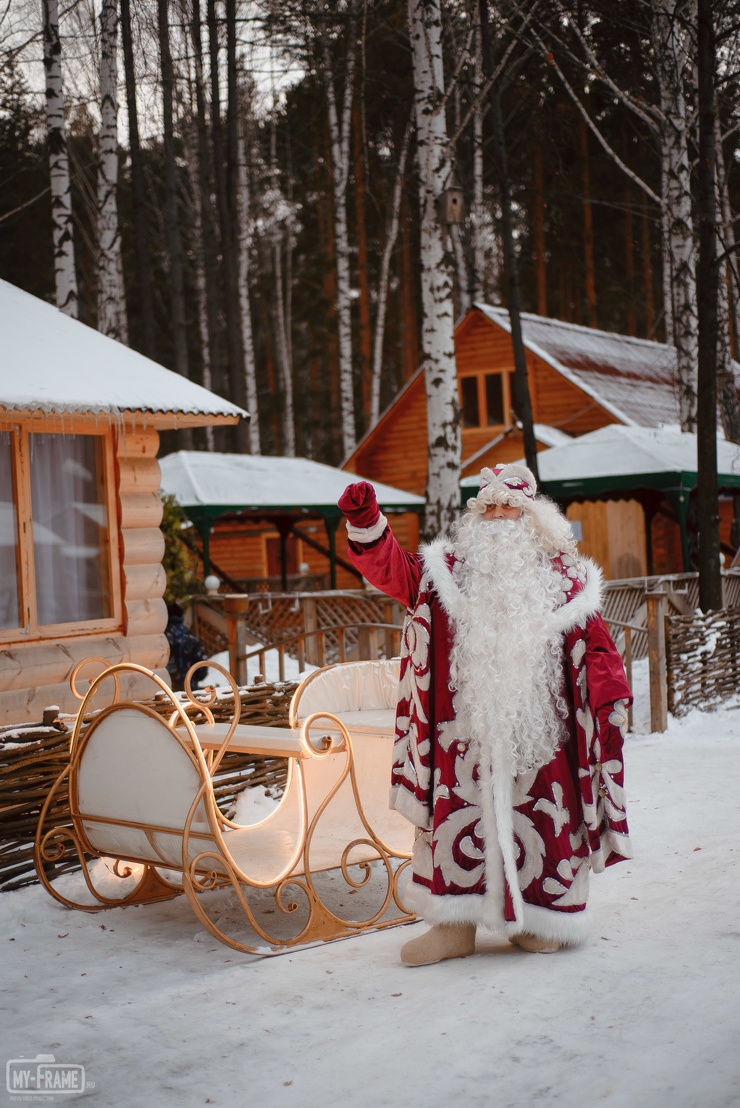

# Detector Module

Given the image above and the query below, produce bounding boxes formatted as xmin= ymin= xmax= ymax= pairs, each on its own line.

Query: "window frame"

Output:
xmin=458 ymin=371 xmax=512 ymax=430
xmin=0 ymin=422 xmax=123 ymax=644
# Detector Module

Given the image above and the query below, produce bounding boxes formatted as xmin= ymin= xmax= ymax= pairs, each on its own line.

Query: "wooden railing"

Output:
xmin=190 ymin=591 xmax=407 ymax=679
xmin=237 ymin=622 xmax=403 ymax=685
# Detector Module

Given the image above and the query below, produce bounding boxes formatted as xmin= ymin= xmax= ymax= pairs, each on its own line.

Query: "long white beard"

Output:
xmin=449 ymin=515 xmax=568 ymax=775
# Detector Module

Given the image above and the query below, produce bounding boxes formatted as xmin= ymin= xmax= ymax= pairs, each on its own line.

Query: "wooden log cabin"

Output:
xmin=344 ymin=304 xmax=736 ymax=576
xmin=0 ymin=279 xmax=246 ymax=724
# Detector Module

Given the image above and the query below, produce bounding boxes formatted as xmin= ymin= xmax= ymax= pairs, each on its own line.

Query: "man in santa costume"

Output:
xmin=338 ymin=463 xmax=632 ymax=965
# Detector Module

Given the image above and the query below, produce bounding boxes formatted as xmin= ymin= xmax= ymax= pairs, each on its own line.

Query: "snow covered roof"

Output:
xmin=475 ymin=304 xmax=697 ymax=428
xmin=159 ymin=452 xmax=426 ymax=515
xmin=0 ymin=279 xmax=246 ymax=424
xmin=461 ymin=425 xmax=740 ymax=493
xmin=532 ymin=423 xmax=573 ymax=449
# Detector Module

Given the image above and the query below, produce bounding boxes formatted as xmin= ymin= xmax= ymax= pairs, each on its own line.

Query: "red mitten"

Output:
xmin=338 ymin=481 xmax=380 ymax=528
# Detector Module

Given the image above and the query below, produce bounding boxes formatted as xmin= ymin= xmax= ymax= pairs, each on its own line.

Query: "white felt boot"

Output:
xmin=509 ymin=933 xmax=560 ymax=954
xmin=400 ymin=922 xmax=476 ymax=966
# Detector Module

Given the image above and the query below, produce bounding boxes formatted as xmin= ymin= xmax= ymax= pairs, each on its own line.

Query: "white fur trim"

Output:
xmin=403 ymin=883 xmax=504 ymax=927
xmin=423 ymin=542 xmax=604 ymax=635
xmin=506 ymin=904 xmax=592 ymax=946
xmin=421 ymin=539 xmax=459 ymax=619
xmin=552 ymin=556 xmax=603 ymax=633
xmin=404 ymin=885 xmax=592 ymax=945
xmin=345 ymin=512 xmax=388 ymax=543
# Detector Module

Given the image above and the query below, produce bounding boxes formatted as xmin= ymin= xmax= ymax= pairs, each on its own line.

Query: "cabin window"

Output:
xmin=29 ymin=434 xmax=112 ymax=625
xmin=0 ymin=431 xmax=20 ymax=630
xmin=460 ymin=376 xmax=480 ymax=428
xmin=0 ymin=428 xmax=117 ymax=639
xmin=485 ymin=374 xmax=504 ymax=425
xmin=459 ymin=372 xmax=508 ymax=428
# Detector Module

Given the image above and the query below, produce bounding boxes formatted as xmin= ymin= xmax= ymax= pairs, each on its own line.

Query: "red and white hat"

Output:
xmin=467 ymin=462 xmax=537 ymax=513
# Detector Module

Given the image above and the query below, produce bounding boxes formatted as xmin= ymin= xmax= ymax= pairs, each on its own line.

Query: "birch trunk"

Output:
xmin=653 ymin=0 xmax=698 ymax=430
xmin=408 ymin=0 xmax=460 ymax=538
xmin=42 ymin=0 xmax=78 ymax=317
xmin=324 ymin=38 xmax=357 ymax=459
xmin=370 ymin=118 xmax=412 ymax=426
xmin=236 ymin=121 xmax=262 ymax=454
xmin=97 ymin=0 xmax=127 ymax=341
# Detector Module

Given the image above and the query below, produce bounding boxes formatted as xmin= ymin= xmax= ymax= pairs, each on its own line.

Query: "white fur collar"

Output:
xmin=421 ymin=539 xmax=603 ymax=633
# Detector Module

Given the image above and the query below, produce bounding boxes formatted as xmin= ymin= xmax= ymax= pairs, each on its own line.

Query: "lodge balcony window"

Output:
xmin=0 ymin=428 xmax=119 ymax=639
xmin=459 ymin=373 xmax=508 ymax=429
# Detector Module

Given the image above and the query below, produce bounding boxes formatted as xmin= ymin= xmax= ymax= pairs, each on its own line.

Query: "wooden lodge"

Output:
xmin=344 ymin=304 xmax=738 ymax=576
xmin=0 ymin=279 xmax=246 ymax=724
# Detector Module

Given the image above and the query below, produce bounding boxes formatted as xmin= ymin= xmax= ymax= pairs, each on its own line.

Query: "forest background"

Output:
xmin=2 ymin=0 xmax=740 ymax=484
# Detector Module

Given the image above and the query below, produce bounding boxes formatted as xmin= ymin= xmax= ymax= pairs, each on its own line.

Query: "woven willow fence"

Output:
xmin=0 ymin=681 xmax=297 ymax=892
xmin=665 ymin=608 xmax=740 ymax=717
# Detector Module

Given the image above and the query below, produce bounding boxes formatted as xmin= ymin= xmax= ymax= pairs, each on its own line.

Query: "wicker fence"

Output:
xmin=0 ymin=682 xmax=296 ymax=892
xmin=665 ymin=607 xmax=740 ymax=716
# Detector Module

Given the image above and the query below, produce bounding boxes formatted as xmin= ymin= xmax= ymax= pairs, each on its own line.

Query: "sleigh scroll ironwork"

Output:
xmin=34 ymin=658 xmax=415 ymax=955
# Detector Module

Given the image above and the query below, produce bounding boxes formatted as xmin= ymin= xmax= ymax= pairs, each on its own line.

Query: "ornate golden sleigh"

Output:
xmin=34 ymin=658 xmax=415 ymax=955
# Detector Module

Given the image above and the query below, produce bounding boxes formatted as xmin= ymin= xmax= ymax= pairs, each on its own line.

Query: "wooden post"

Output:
xmin=236 ymin=619 xmax=248 ymax=686
xmin=227 ymin=613 xmax=238 ymax=681
xmin=301 ymin=597 xmax=319 ymax=666
xmin=357 ymin=624 xmax=378 ymax=661
xmin=624 ymin=625 xmax=633 ymax=732
xmin=646 ymin=591 xmax=668 ymax=732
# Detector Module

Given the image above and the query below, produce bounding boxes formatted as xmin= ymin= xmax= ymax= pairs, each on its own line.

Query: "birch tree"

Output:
xmin=652 ymin=0 xmax=698 ymax=430
xmin=42 ymin=0 xmax=78 ymax=317
xmin=324 ymin=33 xmax=357 ymax=459
xmin=97 ymin=0 xmax=127 ymax=342
xmin=408 ymin=0 xmax=461 ymax=537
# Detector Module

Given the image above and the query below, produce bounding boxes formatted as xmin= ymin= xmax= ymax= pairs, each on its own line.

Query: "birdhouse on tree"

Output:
xmin=438 ymin=185 xmax=464 ymax=224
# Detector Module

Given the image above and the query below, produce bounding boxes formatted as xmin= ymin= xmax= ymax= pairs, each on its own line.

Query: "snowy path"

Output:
xmin=1 ymin=706 xmax=738 ymax=1108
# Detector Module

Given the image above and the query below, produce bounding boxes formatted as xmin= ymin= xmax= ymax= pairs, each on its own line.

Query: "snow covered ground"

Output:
xmin=1 ymin=678 xmax=739 ymax=1108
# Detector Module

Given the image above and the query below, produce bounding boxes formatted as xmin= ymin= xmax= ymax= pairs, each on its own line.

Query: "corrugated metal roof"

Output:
xmin=0 ymin=279 xmax=246 ymax=421
xmin=475 ymin=304 xmax=688 ymax=427
xmin=159 ymin=451 xmax=426 ymax=511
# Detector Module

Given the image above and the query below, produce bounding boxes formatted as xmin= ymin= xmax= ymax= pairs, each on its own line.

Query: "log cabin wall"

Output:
xmin=0 ymin=417 xmax=168 ymax=724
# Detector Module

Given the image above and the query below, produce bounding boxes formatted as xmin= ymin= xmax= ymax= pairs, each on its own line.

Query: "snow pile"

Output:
xmin=201 ymin=647 xmax=316 ymax=688
xmin=1 ymin=697 xmax=738 ymax=1107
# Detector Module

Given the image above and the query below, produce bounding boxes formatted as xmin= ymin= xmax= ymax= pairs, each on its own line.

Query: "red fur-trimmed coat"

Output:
xmin=347 ymin=524 xmax=632 ymax=945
